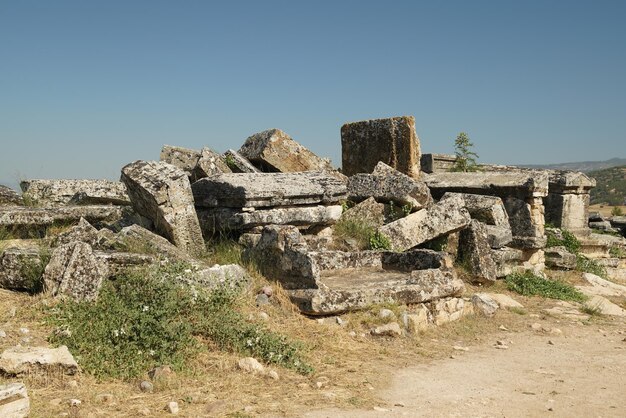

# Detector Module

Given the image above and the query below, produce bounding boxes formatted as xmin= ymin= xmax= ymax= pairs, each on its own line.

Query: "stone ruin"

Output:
xmin=1 ymin=116 xmax=624 ymax=323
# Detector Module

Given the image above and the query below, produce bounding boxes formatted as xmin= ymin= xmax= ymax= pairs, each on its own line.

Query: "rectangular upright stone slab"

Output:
xmin=121 ymin=160 xmax=205 ymax=255
xmin=341 ymin=116 xmax=421 ymax=178
xmin=378 ymin=196 xmax=471 ymax=252
xmin=20 ymin=179 xmax=129 ymax=207
xmin=458 ymin=219 xmax=498 ymax=284
xmin=239 ymin=129 xmax=333 ymax=173
xmin=192 ymin=172 xmax=347 ymax=208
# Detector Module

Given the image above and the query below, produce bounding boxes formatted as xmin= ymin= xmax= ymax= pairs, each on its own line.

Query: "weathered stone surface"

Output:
xmin=589 ymin=220 xmax=614 ymax=231
xmin=427 ymin=297 xmax=474 ymax=325
xmin=483 ymin=225 xmax=513 ymax=249
xmin=423 ymin=171 xmax=550 ymax=199
xmin=472 ymin=293 xmax=499 ymax=316
xmin=371 ymin=322 xmax=402 ymax=337
xmin=245 ymin=226 xmax=464 ymax=314
xmin=177 ymin=264 xmax=250 ymax=290
xmin=197 ymin=205 xmax=342 ymax=233
xmin=544 ymin=246 xmax=577 ymax=270
xmin=404 ymin=306 xmax=431 ymax=332
xmin=545 ymin=193 xmax=590 ymax=235
xmin=0 ymin=382 xmax=30 ymax=418
xmin=53 ymin=218 xmax=98 ymax=247
xmin=490 ymin=247 xmax=525 ymax=278
xmin=487 ymin=293 xmax=523 ymax=309
xmin=160 ymin=145 xmax=201 ymax=177
xmin=341 ymin=116 xmax=420 ymax=178
xmin=94 ymin=251 xmax=155 ymax=277
xmin=504 ymin=197 xmax=546 ymax=249
xmin=347 ymin=162 xmax=432 ymax=209
xmin=195 ymin=147 xmax=232 ymax=179
xmin=458 ymin=220 xmax=497 ymax=284
xmin=0 ymin=245 xmax=43 ymax=290
xmin=379 ymin=196 xmax=471 ymax=252
xmin=110 ymin=224 xmax=196 ymax=264
xmin=121 ymin=160 xmax=204 ymax=255
xmin=43 ymin=242 xmax=108 ymax=301
xmin=192 ymin=172 xmax=347 ymax=208
xmin=223 ymin=149 xmax=260 ymax=173
xmin=340 ymin=197 xmax=386 ymax=228
xmin=239 ymin=129 xmax=333 ymax=173
xmin=440 ymin=192 xmax=509 ymax=226
xmin=0 ymin=346 xmax=78 ymax=376
xmin=580 ymin=272 xmax=626 ymax=297
xmin=420 ymin=153 xmax=457 ymax=174
xmin=0 ymin=185 xmax=23 ymax=206
xmin=583 ymin=295 xmax=626 ymax=317
xmin=20 ymin=179 xmax=129 ymax=207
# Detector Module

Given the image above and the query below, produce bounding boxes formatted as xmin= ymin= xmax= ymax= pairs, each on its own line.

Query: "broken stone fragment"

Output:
xmin=347 ymin=162 xmax=432 ymax=209
xmin=471 ymin=293 xmax=499 ymax=317
xmin=378 ymin=195 xmax=471 ymax=252
xmin=427 ymin=297 xmax=474 ymax=325
xmin=109 ymin=224 xmax=197 ymax=264
xmin=341 ymin=116 xmax=421 ymax=178
xmin=340 ymin=197 xmax=386 ymax=228
xmin=0 ymin=346 xmax=78 ymax=376
xmin=544 ymin=246 xmax=576 ymax=270
xmin=238 ymin=129 xmax=333 ymax=173
xmin=490 ymin=247 xmax=525 ymax=278
xmin=195 ymin=147 xmax=232 ymax=179
xmin=121 ymin=160 xmax=205 ymax=255
xmin=192 ymin=172 xmax=347 ymax=208
xmin=161 ymin=145 xmax=231 ymax=183
xmin=0 ymin=185 xmax=23 ymax=206
xmin=440 ymin=192 xmax=509 ymax=226
xmin=0 ymin=382 xmax=30 ymax=418
xmin=43 ymin=241 xmax=109 ymax=301
xmin=53 ymin=218 xmax=99 ymax=247
xmin=186 ymin=264 xmax=250 ymax=290
xmin=457 ymin=220 xmax=498 ymax=284
xmin=223 ymin=149 xmax=260 ymax=173
xmin=0 ymin=245 xmax=44 ymax=291
xmin=197 ymin=205 xmax=343 ymax=233
xmin=20 ymin=179 xmax=129 ymax=207
xmin=94 ymin=251 xmax=155 ymax=277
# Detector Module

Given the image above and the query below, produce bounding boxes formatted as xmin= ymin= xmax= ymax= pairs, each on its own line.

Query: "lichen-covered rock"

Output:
xmin=0 ymin=185 xmax=23 ymax=206
xmin=121 ymin=160 xmax=205 ymax=255
xmin=197 ymin=205 xmax=343 ymax=233
xmin=239 ymin=129 xmax=333 ymax=173
xmin=471 ymin=293 xmax=499 ymax=316
xmin=53 ymin=218 xmax=98 ymax=247
xmin=544 ymin=246 xmax=576 ymax=270
xmin=458 ymin=220 xmax=498 ymax=284
xmin=110 ymin=224 xmax=197 ymax=264
xmin=347 ymin=162 xmax=432 ymax=209
xmin=192 ymin=172 xmax=347 ymax=208
xmin=195 ymin=147 xmax=232 ymax=178
xmin=0 ymin=382 xmax=30 ymax=418
xmin=43 ymin=242 xmax=108 ymax=301
xmin=20 ymin=179 xmax=129 ymax=207
xmin=378 ymin=195 xmax=471 ymax=252
xmin=340 ymin=197 xmax=386 ymax=228
xmin=341 ymin=116 xmax=421 ymax=178
xmin=440 ymin=192 xmax=509 ymax=226
xmin=223 ymin=149 xmax=260 ymax=173
xmin=160 ymin=145 xmax=201 ymax=177
xmin=427 ymin=297 xmax=474 ymax=325
xmin=0 ymin=346 xmax=78 ymax=376
xmin=0 ymin=245 xmax=43 ymax=291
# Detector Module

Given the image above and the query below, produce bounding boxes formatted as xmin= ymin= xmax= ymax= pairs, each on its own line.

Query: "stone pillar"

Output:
xmin=544 ymin=172 xmax=595 ymax=236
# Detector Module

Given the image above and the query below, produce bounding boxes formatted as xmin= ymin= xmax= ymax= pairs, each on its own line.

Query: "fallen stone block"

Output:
xmin=420 ymin=153 xmax=458 ymax=174
xmin=109 ymin=224 xmax=197 ymax=264
xmin=440 ymin=192 xmax=509 ymax=226
xmin=486 ymin=293 xmax=523 ymax=309
xmin=378 ymin=195 xmax=471 ymax=252
xmin=197 ymin=205 xmax=343 ymax=233
xmin=544 ymin=246 xmax=576 ymax=270
xmin=582 ymin=295 xmax=626 ymax=317
xmin=579 ymin=273 xmax=626 ymax=297
xmin=20 ymin=179 xmax=129 ymax=207
xmin=0 ymin=382 xmax=30 ymax=418
xmin=339 ymin=197 xmax=386 ymax=228
xmin=458 ymin=220 xmax=498 ymax=284
xmin=0 ymin=185 xmax=23 ymax=206
xmin=94 ymin=251 xmax=155 ymax=277
xmin=403 ymin=305 xmax=431 ymax=332
xmin=192 ymin=172 xmax=347 ymax=208
xmin=347 ymin=162 xmax=432 ymax=209
xmin=370 ymin=322 xmax=402 ymax=337
xmin=223 ymin=149 xmax=260 ymax=173
xmin=175 ymin=264 xmax=250 ymax=290
xmin=471 ymin=293 xmax=499 ymax=316
xmin=239 ymin=129 xmax=333 ymax=173
xmin=341 ymin=116 xmax=421 ymax=178
xmin=43 ymin=242 xmax=109 ymax=301
xmin=0 ymin=346 xmax=78 ymax=376
xmin=427 ymin=297 xmax=474 ymax=326
xmin=195 ymin=147 xmax=232 ymax=179
xmin=121 ymin=160 xmax=205 ymax=255
xmin=0 ymin=244 xmax=44 ymax=291
xmin=53 ymin=218 xmax=99 ymax=247
xmin=160 ymin=144 xmax=201 ymax=178
xmin=491 ymin=247 xmax=525 ymax=278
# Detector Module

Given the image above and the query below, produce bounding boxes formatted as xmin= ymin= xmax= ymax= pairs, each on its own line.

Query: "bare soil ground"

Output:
xmin=589 ymin=204 xmax=626 ymax=217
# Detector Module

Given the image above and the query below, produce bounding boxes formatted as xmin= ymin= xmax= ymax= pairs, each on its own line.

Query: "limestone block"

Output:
xmin=0 ymin=245 xmax=43 ymax=290
xmin=121 ymin=160 xmax=205 ymax=255
xmin=404 ymin=305 xmax=431 ymax=333
xmin=192 ymin=172 xmax=347 ymax=208
xmin=428 ymin=297 xmax=474 ymax=325
xmin=0 ymin=346 xmax=78 ymax=376
xmin=347 ymin=162 xmax=432 ymax=209
xmin=53 ymin=218 xmax=98 ymax=247
xmin=239 ymin=129 xmax=333 ymax=173
xmin=341 ymin=116 xmax=421 ymax=178
xmin=43 ymin=242 xmax=108 ymax=301
xmin=340 ymin=197 xmax=386 ymax=228
xmin=195 ymin=147 xmax=232 ymax=178
xmin=379 ymin=195 xmax=471 ymax=252
xmin=504 ymin=197 xmax=546 ymax=249
xmin=545 ymin=192 xmax=590 ymax=233
xmin=20 ymin=179 xmax=129 ymax=207
xmin=0 ymin=185 xmax=23 ymax=206
xmin=490 ymin=247 xmax=525 ymax=278
xmin=458 ymin=220 xmax=497 ymax=284
xmin=223 ymin=149 xmax=260 ymax=173
xmin=440 ymin=192 xmax=509 ymax=226
xmin=0 ymin=382 xmax=30 ymax=418
xmin=544 ymin=246 xmax=576 ymax=270
xmin=197 ymin=205 xmax=343 ymax=233
xmin=471 ymin=293 xmax=499 ymax=317
xmin=486 ymin=293 xmax=523 ymax=309
xmin=110 ymin=224 xmax=199 ymax=264
xmin=160 ymin=145 xmax=201 ymax=177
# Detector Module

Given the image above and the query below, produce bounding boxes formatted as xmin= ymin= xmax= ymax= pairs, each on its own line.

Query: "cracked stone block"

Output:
xmin=20 ymin=179 xmax=129 ymax=207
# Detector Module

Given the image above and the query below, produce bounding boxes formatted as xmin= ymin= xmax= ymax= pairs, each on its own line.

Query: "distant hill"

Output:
xmin=588 ymin=165 xmax=626 ymax=205
xmin=520 ymin=157 xmax=626 ymax=173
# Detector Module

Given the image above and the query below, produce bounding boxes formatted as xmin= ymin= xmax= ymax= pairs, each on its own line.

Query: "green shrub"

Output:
xmin=545 ymin=228 xmax=581 ymax=254
xmin=368 ymin=231 xmax=391 ymax=250
xmin=47 ymin=263 xmax=312 ymax=379
xmin=575 ymin=255 xmax=607 ymax=278
xmin=505 ymin=271 xmax=586 ymax=302
xmin=611 ymin=206 xmax=623 ymax=216
xmin=452 ymin=132 xmax=479 ymax=172
xmin=609 ymin=245 xmax=625 ymax=258
xmin=333 ymin=218 xmax=391 ymax=251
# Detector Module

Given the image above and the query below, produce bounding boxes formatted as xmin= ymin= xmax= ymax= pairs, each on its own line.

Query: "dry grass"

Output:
xmin=589 ymin=204 xmax=626 ymax=218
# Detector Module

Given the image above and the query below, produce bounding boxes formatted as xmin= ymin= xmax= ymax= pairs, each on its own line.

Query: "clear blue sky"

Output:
xmin=1 ymin=0 xmax=625 ymax=189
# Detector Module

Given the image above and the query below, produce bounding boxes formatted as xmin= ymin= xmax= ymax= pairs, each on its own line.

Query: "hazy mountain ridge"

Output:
xmin=587 ymin=165 xmax=626 ymax=206
xmin=519 ymin=157 xmax=626 ymax=173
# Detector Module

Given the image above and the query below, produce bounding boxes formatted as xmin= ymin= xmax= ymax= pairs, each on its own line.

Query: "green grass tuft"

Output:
xmin=505 ymin=271 xmax=586 ymax=302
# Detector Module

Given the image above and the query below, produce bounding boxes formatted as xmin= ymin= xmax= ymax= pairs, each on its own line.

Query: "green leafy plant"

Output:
xmin=609 ymin=245 xmax=625 ymax=258
xmin=545 ymin=228 xmax=581 ymax=254
xmin=505 ymin=271 xmax=586 ymax=302
xmin=368 ymin=231 xmax=391 ymax=250
xmin=575 ymin=255 xmax=607 ymax=278
xmin=452 ymin=132 xmax=479 ymax=172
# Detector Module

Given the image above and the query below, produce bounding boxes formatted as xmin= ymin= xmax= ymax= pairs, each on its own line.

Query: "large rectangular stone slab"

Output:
xmin=192 ymin=172 xmax=347 ymax=208
xmin=20 ymin=179 xmax=129 ymax=207
xmin=378 ymin=196 xmax=471 ymax=252
xmin=0 ymin=185 xmax=23 ymax=206
xmin=341 ymin=116 xmax=421 ymax=178
xmin=423 ymin=171 xmax=550 ymax=199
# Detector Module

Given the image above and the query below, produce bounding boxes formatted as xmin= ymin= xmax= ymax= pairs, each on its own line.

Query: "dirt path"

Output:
xmin=305 ymin=320 xmax=626 ymax=418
